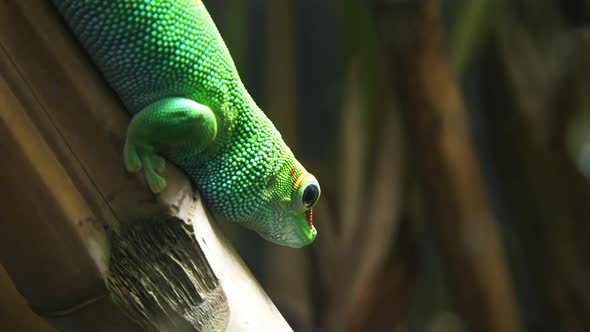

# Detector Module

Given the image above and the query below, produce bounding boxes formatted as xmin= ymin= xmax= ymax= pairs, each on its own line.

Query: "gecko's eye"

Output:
xmin=293 ymin=173 xmax=321 ymax=212
xmin=302 ymin=184 xmax=320 ymax=208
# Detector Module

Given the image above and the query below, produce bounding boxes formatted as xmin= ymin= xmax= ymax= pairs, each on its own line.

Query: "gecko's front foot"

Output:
xmin=122 ymin=97 xmax=218 ymax=194
xmin=124 ymin=140 xmax=167 ymax=193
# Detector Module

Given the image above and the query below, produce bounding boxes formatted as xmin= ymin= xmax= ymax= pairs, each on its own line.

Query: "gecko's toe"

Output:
xmin=145 ymin=168 xmax=167 ymax=193
xmin=124 ymin=142 xmax=142 ymax=172
xmin=150 ymin=154 xmax=166 ymax=173
xmin=140 ymin=150 xmax=167 ymax=193
xmin=124 ymin=141 xmax=168 ymax=193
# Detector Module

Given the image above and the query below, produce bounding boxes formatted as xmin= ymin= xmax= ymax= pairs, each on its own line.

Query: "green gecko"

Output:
xmin=51 ymin=0 xmax=320 ymax=248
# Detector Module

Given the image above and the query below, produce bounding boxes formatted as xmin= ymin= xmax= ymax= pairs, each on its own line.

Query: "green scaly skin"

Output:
xmin=52 ymin=0 xmax=319 ymax=247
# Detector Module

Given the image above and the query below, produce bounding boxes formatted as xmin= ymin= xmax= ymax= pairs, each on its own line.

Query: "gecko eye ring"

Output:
xmin=293 ymin=173 xmax=321 ymax=212
xmin=302 ymin=184 xmax=320 ymax=209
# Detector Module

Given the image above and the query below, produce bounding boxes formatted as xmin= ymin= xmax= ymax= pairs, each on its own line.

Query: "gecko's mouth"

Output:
xmin=304 ymin=208 xmax=316 ymax=241
xmin=306 ymin=209 xmax=314 ymax=229
xmin=264 ymin=209 xmax=317 ymax=248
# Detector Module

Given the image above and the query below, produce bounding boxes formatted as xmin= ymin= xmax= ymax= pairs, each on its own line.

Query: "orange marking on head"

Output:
xmin=292 ymin=173 xmax=304 ymax=189
xmin=289 ymin=166 xmax=296 ymax=176
xmin=292 ymin=171 xmax=313 ymax=189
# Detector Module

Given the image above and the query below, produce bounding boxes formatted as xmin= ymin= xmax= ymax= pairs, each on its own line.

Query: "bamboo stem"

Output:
xmin=370 ymin=1 xmax=522 ymax=331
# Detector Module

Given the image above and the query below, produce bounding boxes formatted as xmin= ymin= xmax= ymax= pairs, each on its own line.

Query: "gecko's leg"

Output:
xmin=124 ymin=97 xmax=217 ymax=193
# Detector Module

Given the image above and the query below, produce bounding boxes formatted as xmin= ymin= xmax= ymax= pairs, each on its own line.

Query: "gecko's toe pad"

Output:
xmin=124 ymin=141 xmax=142 ymax=172
xmin=145 ymin=167 xmax=167 ymax=193
xmin=124 ymin=142 xmax=167 ymax=193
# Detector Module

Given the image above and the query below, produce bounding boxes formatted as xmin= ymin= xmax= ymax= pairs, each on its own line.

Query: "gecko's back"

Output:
xmin=52 ymin=0 xmax=238 ymax=114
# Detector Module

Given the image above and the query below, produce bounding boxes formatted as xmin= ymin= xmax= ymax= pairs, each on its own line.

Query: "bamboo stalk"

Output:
xmin=0 ymin=265 xmax=57 ymax=332
xmin=370 ymin=1 xmax=522 ymax=331
xmin=0 ymin=1 xmax=292 ymax=331
xmin=477 ymin=10 xmax=590 ymax=330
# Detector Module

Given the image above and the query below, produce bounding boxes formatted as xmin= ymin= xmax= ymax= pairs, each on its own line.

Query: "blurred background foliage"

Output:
xmin=207 ymin=0 xmax=590 ymax=331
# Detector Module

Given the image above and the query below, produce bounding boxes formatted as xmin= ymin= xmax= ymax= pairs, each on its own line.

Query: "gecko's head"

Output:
xmin=245 ymin=162 xmax=320 ymax=248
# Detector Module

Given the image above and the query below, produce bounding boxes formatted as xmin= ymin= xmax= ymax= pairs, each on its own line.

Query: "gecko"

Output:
xmin=51 ymin=0 xmax=319 ymax=248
